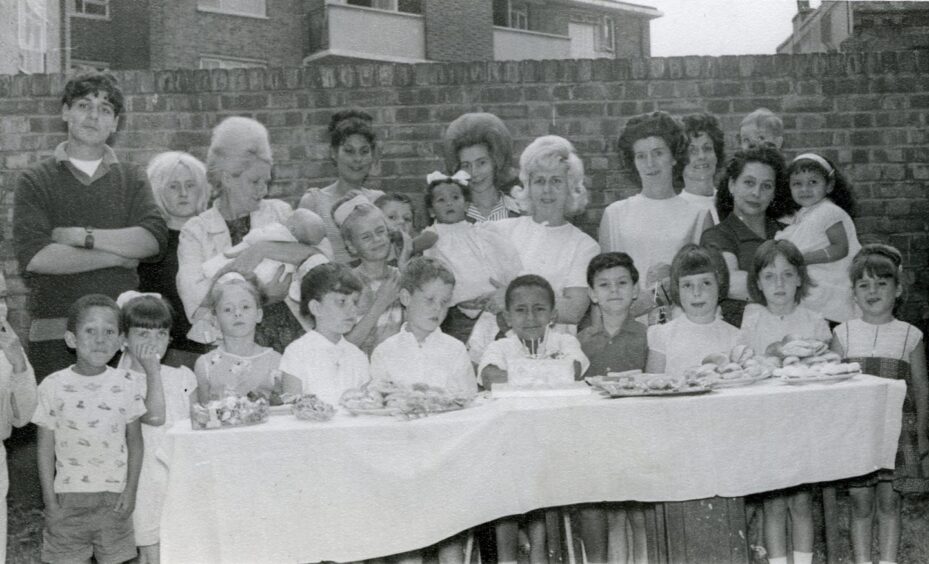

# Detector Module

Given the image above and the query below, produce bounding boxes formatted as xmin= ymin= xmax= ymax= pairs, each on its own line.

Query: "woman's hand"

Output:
xmin=262 ymin=265 xmax=293 ymax=305
xmin=223 ymin=244 xmax=268 ymax=275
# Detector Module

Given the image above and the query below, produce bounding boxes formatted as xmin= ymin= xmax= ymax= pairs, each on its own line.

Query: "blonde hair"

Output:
xmin=146 ymin=151 xmax=209 ymax=220
xmin=518 ymin=135 xmax=588 ymax=216
xmin=206 ymin=117 xmax=273 ymax=199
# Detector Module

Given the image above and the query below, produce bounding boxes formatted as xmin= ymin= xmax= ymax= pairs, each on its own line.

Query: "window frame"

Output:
xmin=18 ymin=0 xmax=47 ymax=74
xmin=598 ymin=15 xmax=614 ymax=52
xmin=197 ymin=0 xmax=267 ymax=19
xmin=508 ymin=0 xmax=529 ymax=30
xmin=199 ymin=55 xmax=268 ymax=70
xmin=71 ymin=0 xmax=110 ymax=20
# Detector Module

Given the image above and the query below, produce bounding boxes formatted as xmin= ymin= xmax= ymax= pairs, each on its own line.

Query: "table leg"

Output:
xmin=661 ymin=497 xmax=750 ymax=564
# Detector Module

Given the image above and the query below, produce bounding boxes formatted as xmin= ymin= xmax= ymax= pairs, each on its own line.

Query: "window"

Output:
xmin=197 ymin=0 xmax=266 ymax=18
xmin=598 ymin=16 xmax=614 ymax=52
xmin=199 ymin=56 xmax=267 ymax=69
xmin=345 ymin=0 xmax=422 ymax=14
xmin=509 ymin=1 xmax=528 ymax=30
xmin=72 ymin=0 xmax=109 ymax=19
xmin=71 ymin=59 xmax=110 ymax=72
xmin=18 ymin=0 xmax=46 ymax=73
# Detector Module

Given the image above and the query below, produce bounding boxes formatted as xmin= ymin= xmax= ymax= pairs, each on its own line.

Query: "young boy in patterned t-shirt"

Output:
xmin=33 ymin=295 xmax=147 ymax=564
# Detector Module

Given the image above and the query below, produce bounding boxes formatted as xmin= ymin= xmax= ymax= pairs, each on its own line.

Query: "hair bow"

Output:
xmin=216 ymin=272 xmax=247 ymax=285
xmin=289 ymin=254 xmax=331 ymax=302
xmin=115 ymin=291 xmax=163 ymax=308
xmin=332 ymin=194 xmax=372 ymax=228
xmin=792 ymin=153 xmax=834 ymax=176
xmin=426 ymin=170 xmax=470 ymax=186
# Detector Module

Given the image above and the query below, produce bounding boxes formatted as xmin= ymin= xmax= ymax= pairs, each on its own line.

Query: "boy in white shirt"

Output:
xmin=280 ymin=262 xmax=370 ymax=406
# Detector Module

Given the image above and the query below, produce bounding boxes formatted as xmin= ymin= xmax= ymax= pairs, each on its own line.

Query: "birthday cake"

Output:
xmin=507 ymin=357 xmax=575 ymax=387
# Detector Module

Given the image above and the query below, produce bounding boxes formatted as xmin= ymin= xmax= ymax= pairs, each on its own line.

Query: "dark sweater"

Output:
xmin=13 ymin=155 xmax=168 ymax=319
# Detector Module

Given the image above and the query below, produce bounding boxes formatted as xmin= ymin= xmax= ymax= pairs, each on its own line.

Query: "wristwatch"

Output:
xmin=83 ymin=227 xmax=94 ymax=250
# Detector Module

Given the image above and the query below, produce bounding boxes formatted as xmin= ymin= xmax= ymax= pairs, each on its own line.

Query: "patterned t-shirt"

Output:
xmin=32 ymin=366 xmax=147 ymax=493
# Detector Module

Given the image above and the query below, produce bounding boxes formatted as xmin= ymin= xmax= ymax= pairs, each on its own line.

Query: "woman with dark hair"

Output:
xmin=680 ymin=113 xmax=726 ymax=223
xmin=443 ymin=112 xmax=522 ymax=222
xmin=700 ymin=145 xmax=795 ymax=326
xmin=599 ymin=111 xmax=712 ymax=320
xmin=299 ymin=109 xmax=385 ymax=263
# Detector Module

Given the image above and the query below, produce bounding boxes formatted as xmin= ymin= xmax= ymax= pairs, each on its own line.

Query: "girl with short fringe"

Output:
xmin=775 ymin=152 xmax=861 ymax=323
xmin=117 ymin=291 xmax=196 ymax=564
xmin=832 ymin=244 xmax=929 ymax=564
xmin=645 ymin=244 xmax=740 ymax=377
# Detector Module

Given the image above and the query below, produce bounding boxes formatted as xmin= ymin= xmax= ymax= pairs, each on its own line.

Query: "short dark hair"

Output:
xmin=747 ymin=240 xmax=814 ymax=305
xmin=670 ymin=244 xmax=729 ymax=307
xmin=505 ymin=274 xmax=556 ymax=310
xmin=616 ymin=111 xmax=687 ymax=184
xmin=299 ymin=263 xmax=364 ymax=319
xmin=586 ymin=252 xmax=639 ymax=286
xmin=715 ymin=146 xmax=794 ymax=220
xmin=681 ymin=113 xmax=725 ymax=172
xmin=400 ymin=256 xmax=456 ymax=293
xmin=120 ymin=295 xmax=174 ymax=333
xmin=61 ymin=71 xmax=124 ymax=117
xmin=67 ymin=294 xmax=122 ymax=334
xmin=424 ymin=178 xmax=471 ymax=213
xmin=329 ymin=108 xmax=376 ymax=150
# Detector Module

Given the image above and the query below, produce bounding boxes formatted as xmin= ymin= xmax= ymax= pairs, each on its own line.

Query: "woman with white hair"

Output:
xmin=177 ymin=117 xmax=317 ymax=352
xmin=138 ymin=151 xmax=211 ymax=362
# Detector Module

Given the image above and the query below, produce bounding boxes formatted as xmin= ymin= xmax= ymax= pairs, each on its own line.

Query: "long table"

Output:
xmin=160 ymin=375 xmax=905 ymax=563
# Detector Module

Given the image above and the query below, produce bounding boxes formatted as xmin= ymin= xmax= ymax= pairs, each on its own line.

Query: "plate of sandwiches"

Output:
xmin=588 ymin=371 xmax=712 ymax=398
xmin=775 ymin=361 xmax=862 ymax=385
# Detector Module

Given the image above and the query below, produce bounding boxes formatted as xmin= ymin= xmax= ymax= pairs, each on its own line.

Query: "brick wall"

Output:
xmin=1 ymin=51 xmax=928 ymax=336
xmin=423 ymin=0 xmax=493 ymax=62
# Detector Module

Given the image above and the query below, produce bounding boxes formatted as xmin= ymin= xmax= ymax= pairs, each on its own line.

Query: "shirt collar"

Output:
xmin=585 ymin=316 xmax=638 ymax=339
xmin=55 ymin=142 xmax=119 ymax=186
xmin=400 ymin=323 xmax=441 ymax=346
xmin=724 ymin=213 xmax=782 ymax=243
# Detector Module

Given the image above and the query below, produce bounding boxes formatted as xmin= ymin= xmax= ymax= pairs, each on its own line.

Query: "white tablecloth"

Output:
xmin=160 ymin=375 xmax=905 ymax=563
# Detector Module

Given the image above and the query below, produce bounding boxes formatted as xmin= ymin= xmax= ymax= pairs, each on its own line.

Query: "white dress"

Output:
xmin=599 ymin=194 xmax=707 ymax=283
xmin=279 ymin=331 xmax=370 ymax=406
xmin=775 ymin=200 xmax=861 ymax=322
xmin=679 ymin=191 xmax=719 ymax=224
xmin=647 ymin=316 xmax=740 ymax=377
xmin=738 ymin=303 xmax=832 ymax=355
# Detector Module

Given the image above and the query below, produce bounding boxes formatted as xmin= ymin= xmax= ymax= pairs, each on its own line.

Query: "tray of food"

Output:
xmin=682 ymin=345 xmax=777 ymax=389
xmin=340 ymin=380 xmax=474 ymax=419
xmin=776 ymin=362 xmax=861 ymax=385
xmin=588 ymin=373 xmax=711 ymax=398
xmin=190 ymin=394 xmax=269 ymax=430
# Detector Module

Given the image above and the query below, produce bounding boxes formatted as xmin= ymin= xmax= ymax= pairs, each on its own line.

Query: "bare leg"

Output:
xmin=527 ymin=511 xmax=548 ymax=564
xmin=607 ymin=508 xmax=630 ymax=564
xmin=763 ymin=496 xmax=789 ymax=559
xmin=629 ymin=506 xmax=648 ymax=564
xmin=875 ymin=482 xmax=900 ymax=563
xmin=495 ymin=518 xmax=520 ymax=562
xmin=787 ymin=489 xmax=814 ymax=553
xmin=137 ymin=543 xmax=160 ymax=564
xmin=848 ymin=486 xmax=875 ymax=563
xmin=436 ymin=536 xmax=464 ymax=564
xmin=578 ymin=505 xmax=609 ymax=563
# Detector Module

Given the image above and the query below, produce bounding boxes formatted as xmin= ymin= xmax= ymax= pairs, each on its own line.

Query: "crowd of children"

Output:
xmin=4 ymin=70 xmax=926 ymax=564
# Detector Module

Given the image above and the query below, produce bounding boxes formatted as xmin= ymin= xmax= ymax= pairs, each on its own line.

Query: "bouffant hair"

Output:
xmin=616 ymin=111 xmax=687 ymax=184
xmin=329 ymin=108 xmax=376 ymax=149
xmin=442 ymin=113 xmax=516 ymax=189
xmin=205 ymin=117 xmax=272 ymax=194
xmin=518 ymin=135 xmax=588 ymax=216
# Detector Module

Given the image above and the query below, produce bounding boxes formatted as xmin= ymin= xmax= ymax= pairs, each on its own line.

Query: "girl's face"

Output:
xmin=333 ymin=134 xmax=374 ymax=186
xmin=311 ymin=291 xmax=360 ymax=341
xmin=430 ymin=182 xmax=468 ymax=224
xmin=528 ymin=166 xmax=569 ymax=222
xmin=162 ymin=164 xmax=202 ymax=220
xmin=758 ymin=254 xmax=801 ymax=311
xmin=458 ymin=145 xmax=495 ymax=195
xmin=683 ymin=133 xmax=717 ymax=182
xmin=632 ymin=136 xmax=675 ymax=187
xmin=345 ymin=212 xmax=391 ymax=262
xmin=729 ymin=162 xmax=776 ymax=219
xmin=380 ymin=201 xmax=414 ymax=235
xmin=126 ymin=326 xmax=170 ymax=361
xmin=853 ymin=273 xmax=901 ymax=320
xmin=678 ymin=272 xmax=718 ymax=323
xmin=790 ymin=169 xmax=831 ymax=208
xmin=222 ymin=160 xmax=270 ymax=218
xmin=214 ymin=284 xmax=262 ymax=339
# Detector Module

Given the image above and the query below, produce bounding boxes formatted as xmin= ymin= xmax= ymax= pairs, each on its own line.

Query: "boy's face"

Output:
xmin=381 ymin=201 xmax=414 ymax=235
xmin=65 ymin=306 xmax=123 ymax=371
xmin=589 ymin=266 xmax=637 ymax=317
xmin=678 ymin=272 xmax=719 ymax=323
xmin=126 ymin=326 xmax=170 ymax=361
xmin=739 ymin=124 xmax=783 ymax=151
xmin=62 ymin=92 xmax=119 ymax=149
xmin=400 ymin=279 xmax=454 ymax=338
xmin=430 ymin=182 xmax=468 ymax=224
xmin=346 ymin=212 xmax=391 ymax=262
xmin=310 ymin=291 xmax=360 ymax=339
xmin=214 ymin=285 xmax=263 ymax=339
xmin=504 ymin=285 xmax=555 ymax=341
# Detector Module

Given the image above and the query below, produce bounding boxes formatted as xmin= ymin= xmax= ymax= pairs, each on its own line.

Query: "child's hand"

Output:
xmin=43 ymin=498 xmax=63 ymax=523
xmin=645 ymin=263 xmax=671 ymax=291
xmin=0 ymin=319 xmax=27 ymax=372
xmin=130 ymin=341 xmax=163 ymax=375
xmin=373 ymin=272 xmax=401 ymax=311
xmin=114 ymin=488 xmax=136 ymax=518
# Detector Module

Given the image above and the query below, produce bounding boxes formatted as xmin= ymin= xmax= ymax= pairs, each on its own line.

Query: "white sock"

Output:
xmin=768 ymin=557 xmax=788 ymax=564
xmin=498 ymin=561 xmax=518 ymax=564
xmin=878 ymin=561 xmax=897 ymax=564
xmin=793 ymin=551 xmax=813 ymax=564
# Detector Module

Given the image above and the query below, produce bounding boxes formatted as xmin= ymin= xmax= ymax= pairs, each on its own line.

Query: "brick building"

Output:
xmin=10 ymin=0 xmax=659 ymax=72
xmin=778 ymin=0 xmax=929 ymax=55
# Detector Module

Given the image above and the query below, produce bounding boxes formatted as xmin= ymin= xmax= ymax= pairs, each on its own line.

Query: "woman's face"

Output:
xmin=683 ymin=133 xmax=717 ymax=182
xmin=528 ymin=165 xmax=569 ymax=223
xmin=161 ymin=164 xmax=202 ymax=220
xmin=632 ymin=136 xmax=675 ymax=188
xmin=333 ymin=134 xmax=374 ymax=186
xmin=458 ymin=145 xmax=495 ymax=196
xmin=222 ymin=160 xmax=270 ymax=218
xmin=729 ymin=162 xmax=775 ymax=219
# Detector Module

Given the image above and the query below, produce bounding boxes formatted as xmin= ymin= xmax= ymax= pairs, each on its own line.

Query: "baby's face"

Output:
xmin=430 ymin=182 xmax=468 ymax=224
xmin=380 ymin=201 xmax=414 ymax=235
xmin=739 ymin=124 xmax=782 ymax=151
xmin=287 ymin=209 xmax=326 ymax=245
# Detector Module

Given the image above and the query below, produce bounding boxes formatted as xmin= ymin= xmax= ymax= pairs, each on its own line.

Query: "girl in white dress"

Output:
xmin=117 ymin=291 xmax=197 ymax=564
xmin=832 ymin=245 xmax=929 ymax=564
xmin=775 ymin=153 xmax=861 ymax=323
xmin=738 ymin=241 xmax=829 ymax=564
xmin=646 ymin=244 xmax=740 ymax=377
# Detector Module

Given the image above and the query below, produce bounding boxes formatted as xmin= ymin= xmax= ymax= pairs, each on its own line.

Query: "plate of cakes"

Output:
xmin=587 ymin=370 xmax=711 ymax=398
xmin=340 ymin=380 xmax=474 ymax=419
